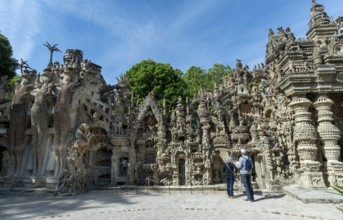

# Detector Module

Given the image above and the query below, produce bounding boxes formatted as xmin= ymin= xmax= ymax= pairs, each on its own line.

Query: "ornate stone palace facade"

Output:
xmin=1 ymin=1 xmax=343 ymax=193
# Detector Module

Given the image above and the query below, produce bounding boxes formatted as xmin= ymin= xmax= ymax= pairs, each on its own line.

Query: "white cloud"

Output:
xmin=42 ymin=0 xmax=156 ymax=46
xmin=0 ymin=0 xmax=41 ymax=63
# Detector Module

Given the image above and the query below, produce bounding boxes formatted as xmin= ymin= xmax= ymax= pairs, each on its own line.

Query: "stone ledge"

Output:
xmin=283 ymin=184 xmax=343 ymax=203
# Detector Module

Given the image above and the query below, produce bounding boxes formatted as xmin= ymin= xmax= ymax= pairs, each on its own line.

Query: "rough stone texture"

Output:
xmin=0 ymin=189 xmax=342 ymax=220
xmin=283 ymin=185 xmax=343 ymax=203
xmin=0 ymin=0 xmax=343 ymax=198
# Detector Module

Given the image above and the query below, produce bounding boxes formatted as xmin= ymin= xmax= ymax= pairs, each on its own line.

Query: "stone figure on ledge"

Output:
xmin=8 ymin=70 xmax=34 ymax=176
xmin=30 ymin=68 xmax=56 ymax=176
xmin=53 ymin=67 xmax=82 ymax=178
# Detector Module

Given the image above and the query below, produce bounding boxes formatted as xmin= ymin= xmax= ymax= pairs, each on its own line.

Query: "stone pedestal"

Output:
xmin=0 ymin=177 xmax=22 ymax=188
xmin=314 ymin=95 xmax=343 ymax=186
xmin=289 ymin=97 xmax=326 ymax=188
xmin=46 ymin=177 xmax=59 ymax=192
xmin=298 ymin=161 xmax=325 ymax=188
xmin=265 ymin=179 xmax=281 ymax=191
xmin=326 ymin=161 xmax=343 ymax=186
xmin=23 ymin=177 xmax=45 ymax=188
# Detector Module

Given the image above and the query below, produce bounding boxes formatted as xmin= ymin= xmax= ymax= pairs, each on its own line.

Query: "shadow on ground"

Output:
xmin=0 ymin=189 xmax=140 ymax=220
xmin=254 ymin=194 xmax=285 ymax=202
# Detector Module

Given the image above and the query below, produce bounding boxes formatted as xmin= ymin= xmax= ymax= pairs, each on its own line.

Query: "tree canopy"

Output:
xmin=182 ymin=66 xmax=208 ymax=97
xmin=125 ymin=59 xmax=188 ymax=108
xmin=182 ymin=63 xmax=234 ymax=97
xmin=0 ymin=32 xmax=17 ymax=79
xmin=207 ymin=63 xmax=233 ymax=87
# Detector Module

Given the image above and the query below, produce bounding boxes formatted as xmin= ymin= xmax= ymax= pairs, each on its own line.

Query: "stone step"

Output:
xmin=283 ymin=184 xmax=343 ymax=203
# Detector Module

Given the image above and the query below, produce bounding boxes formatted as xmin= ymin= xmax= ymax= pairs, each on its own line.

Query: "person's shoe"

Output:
xmin=230 ymin=196 xmax=236 ymax=199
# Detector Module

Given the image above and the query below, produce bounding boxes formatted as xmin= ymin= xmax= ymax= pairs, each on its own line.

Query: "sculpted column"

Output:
xmin=314 ymin=95 xmax=343 ymax=186
xmin=289 ymin=96 xmax=326 ymax=188
xmin=197 ymin=95 xmax=211 ymax=184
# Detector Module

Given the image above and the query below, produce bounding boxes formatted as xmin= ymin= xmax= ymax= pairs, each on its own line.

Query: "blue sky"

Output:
xmin=1 ymin=0 xmax=343 ymax=85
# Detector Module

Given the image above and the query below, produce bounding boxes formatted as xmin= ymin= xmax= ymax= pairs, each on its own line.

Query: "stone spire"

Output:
xmin=307 ymin=0 xmax=337 ymax=41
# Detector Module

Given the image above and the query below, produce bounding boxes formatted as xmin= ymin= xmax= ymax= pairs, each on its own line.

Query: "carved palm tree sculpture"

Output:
xmin=43 ymin=41 xmax=61 ymax=67
xmin=18 ymin=59 xmax=30 ymax=74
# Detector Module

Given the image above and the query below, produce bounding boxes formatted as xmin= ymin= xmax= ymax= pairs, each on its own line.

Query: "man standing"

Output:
xmin=223 ymin=156 xmax=237 ymax=198
xmin=236 ymin=148 xmax=254 ymax=202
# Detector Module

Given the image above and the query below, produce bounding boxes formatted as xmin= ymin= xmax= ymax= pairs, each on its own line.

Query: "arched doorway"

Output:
xmin=178 ymin=158 xmax=185 ymax=185
xmin=93 ymin=148 xmax=112 ymax=185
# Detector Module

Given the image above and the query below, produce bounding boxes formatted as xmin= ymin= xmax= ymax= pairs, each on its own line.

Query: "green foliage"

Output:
xmin=9 ymin=74 xmax=20 ymax=89
xmin=183 ymin=63 xmax=234 ymax=97
xmin=207 ymin=63 xmax=233 ymax=87
xmin=182 ymin=66 xmax=208 ymax=97
xmin=332 ymin=185 xmax=343 ymax=194
xmin=125 ymin=60 xmax=234 ymax=108
xmin=0 ymin=32 xmax=17 ymax=79
xmin=332 ymin=185 xmax=343 ymax=212
xmin=125 ymin=59 xmax=188 ymax=108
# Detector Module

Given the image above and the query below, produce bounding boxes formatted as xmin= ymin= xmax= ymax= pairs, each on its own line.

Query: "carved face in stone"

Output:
xmin=64 ymin=74 xmax=72 ymax=83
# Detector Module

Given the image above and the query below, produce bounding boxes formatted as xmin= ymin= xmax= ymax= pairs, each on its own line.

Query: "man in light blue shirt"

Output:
xmin=236 ymin=148 xmax=254 ymax=202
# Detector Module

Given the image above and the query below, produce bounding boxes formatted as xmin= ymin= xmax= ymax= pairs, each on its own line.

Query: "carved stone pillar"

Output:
xmin=258 ymin=126 xmax=275 ymax=189
xmin=110 ymin=149 xmax=118 ymax=184
xmin=128 ymin=133 xmax=137 ymax=184
xmin=314 ymin=95 xmax=343 ymax=186
xmin=197 ymin=96 xmax=210 ymax=151
xmin=289 ymin=97 xmax=326 ymax=188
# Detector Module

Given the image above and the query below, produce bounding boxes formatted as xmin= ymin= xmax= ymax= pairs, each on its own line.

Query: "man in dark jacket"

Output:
xmin=223 ymin=156 xmax=238 ymax=198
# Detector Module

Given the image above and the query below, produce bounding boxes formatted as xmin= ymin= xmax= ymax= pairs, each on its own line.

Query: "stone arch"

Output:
xmin=173 ymin=148 xmax=187 ymax=185
xmin=136 ymin=95 xmax=163 ymax=126
xmin=130 ymin=95 xmax=163 ymax=185
xmin=93 ymin=147 xmax=113 ymax=185
xmin=171 ymin=146 xmax=188 ymax=164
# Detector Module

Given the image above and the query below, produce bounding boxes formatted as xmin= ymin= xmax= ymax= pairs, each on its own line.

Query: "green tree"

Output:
xmin=182 ymin=66 xmax=208 ymax=97
xmin=207 ymin=63 xmax=233 ymax=87
xmin=0 ymin=32 xmax=17 ymax=79
xmin=183 ymin=64 xmax=234 ymax=97
xmin=125 ymin=59 xmax=188 ymax=108
xmin=9 ymin=75 xmax=20 ymax=89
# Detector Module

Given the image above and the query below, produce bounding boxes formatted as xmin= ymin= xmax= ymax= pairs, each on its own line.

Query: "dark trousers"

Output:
xmin=241 ymin=174 xmax=254 ymax=201
xmin=225 ymin=175 xmax=235 ymax=196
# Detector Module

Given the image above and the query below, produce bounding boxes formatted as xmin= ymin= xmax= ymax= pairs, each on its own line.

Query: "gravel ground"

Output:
xmin=0 ymin=189 xmax=342 ymax=220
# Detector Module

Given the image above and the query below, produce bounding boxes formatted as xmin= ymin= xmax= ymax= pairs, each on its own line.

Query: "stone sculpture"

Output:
xmin=53 ymin=66 xmax=82 ymax=178
xmin=8 ymin=70 xmax=34 ymax=176
xmin=30 ymin=68 xmax=55 ymax=176
xmin=0 ymin=0 xmax=342 ymax=194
